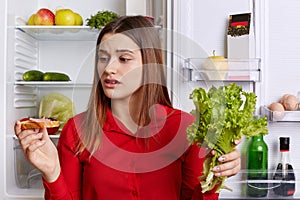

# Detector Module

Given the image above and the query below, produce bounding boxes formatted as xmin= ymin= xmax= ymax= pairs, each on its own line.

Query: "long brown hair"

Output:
xmin=77 ymin=15 xmax=172 ymax=155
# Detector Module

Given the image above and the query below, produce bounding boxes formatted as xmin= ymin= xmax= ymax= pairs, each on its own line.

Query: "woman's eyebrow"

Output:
xmin=98 ymin=49 xmax=108 ymax=54
xmin=98 ymin=49 xmax=135 ymax=54
xmin=116 ymin=49 xmax=135 ymax=54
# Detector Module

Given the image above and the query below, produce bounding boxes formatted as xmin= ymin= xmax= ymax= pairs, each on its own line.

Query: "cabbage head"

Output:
xmin=39 ymin=93 xmax=76 ymax=131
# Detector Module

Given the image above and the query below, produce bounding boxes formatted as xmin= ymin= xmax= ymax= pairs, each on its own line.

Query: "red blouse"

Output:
xmin=43 ymin=105 xmax=218 ymax=200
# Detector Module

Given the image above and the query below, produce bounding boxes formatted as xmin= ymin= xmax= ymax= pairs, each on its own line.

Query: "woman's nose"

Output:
xmin=104 ymin=58 xmax=118 ymax=73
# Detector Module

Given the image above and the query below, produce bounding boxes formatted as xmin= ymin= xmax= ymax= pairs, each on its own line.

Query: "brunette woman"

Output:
xmin=15 ymin=16 xmax=240 ymax=200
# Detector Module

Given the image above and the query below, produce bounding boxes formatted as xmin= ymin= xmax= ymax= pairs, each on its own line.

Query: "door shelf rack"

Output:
xmin=261 ymin=106 xmax=300 ymax=122
xmin=219 ymin=169 xmax=299 ymax=199
xmin=183 ymin=58 xmax=261 ymax=82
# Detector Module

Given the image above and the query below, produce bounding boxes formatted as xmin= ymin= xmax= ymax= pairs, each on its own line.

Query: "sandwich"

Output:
xmin=20 ymin=117 xmax=60 ymax=134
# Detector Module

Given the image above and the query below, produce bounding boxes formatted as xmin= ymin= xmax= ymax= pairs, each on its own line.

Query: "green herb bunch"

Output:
xmin=187 ymin=83 xmax=268 ymax=193
xmin=86 ymin=10 xmax=119 ymax=29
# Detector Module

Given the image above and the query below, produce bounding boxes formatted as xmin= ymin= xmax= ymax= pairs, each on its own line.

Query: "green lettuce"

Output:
xmin=187 ymin=83 xmax=268 ymax=193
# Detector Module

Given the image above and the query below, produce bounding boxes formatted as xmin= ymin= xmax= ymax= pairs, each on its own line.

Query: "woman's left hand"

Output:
xmin=211 ymin=140 xmax=241 ymax=177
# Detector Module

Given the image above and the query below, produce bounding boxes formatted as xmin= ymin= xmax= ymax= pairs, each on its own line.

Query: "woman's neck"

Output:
xmin=111 ymin=98 xmax=140 ymax=133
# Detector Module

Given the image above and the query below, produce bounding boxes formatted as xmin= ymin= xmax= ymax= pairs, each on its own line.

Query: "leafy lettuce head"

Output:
xmin=39 ymin=92 xmax=76 ymax=130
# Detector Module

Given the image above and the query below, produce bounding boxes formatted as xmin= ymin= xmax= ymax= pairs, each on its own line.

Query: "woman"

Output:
xmin=15 ymin=16 xmax=240 ymax=199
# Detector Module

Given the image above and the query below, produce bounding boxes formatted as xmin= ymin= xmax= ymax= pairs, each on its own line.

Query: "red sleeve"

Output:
xmin=43 ymin=118 xmax=82 ymax=200
xmin=181 ymin=144 xmax=219 ymax=200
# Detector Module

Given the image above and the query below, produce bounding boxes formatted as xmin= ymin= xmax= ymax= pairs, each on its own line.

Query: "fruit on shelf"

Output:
xmin=74 ymin=12 xmax=83 ymax=25
xmin=27 ymin=14 xmax=36 ymax=25
xmin=27 ymin=8 xmax=83 ymax=26
xmin=55 ymin=9 xmax=75 ymax=25
xmin=34 ymin=8 xmax=55 ymax=25
xmin=202 ymin=50 xmax=228 ymax=80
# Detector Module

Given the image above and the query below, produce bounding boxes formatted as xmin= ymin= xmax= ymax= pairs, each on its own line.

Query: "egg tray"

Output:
xmin=261 ymin=106 xmax=300 ymax=122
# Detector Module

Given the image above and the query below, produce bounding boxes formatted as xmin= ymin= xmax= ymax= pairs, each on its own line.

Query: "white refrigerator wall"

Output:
xmin=264 ymin=0 xmax=300 ymax=197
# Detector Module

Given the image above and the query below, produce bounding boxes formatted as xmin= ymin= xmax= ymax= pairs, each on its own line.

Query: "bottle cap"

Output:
xmin=279 ymin=137 xmax=290 ymax=151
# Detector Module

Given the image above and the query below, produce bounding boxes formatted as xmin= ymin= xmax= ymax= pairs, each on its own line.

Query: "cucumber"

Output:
xmin=22 ymin=70 xmax=44 ymax=81
xmin=43 ymin=72 xmax=71 ymax=81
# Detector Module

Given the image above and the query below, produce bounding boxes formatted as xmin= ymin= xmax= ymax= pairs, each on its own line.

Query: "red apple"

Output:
xmin=34 ymin=8 xmax=55 ymax=25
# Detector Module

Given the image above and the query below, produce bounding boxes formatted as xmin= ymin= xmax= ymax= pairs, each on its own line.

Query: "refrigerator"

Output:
xmin=1 ymin=0 xmax=300 ymax=199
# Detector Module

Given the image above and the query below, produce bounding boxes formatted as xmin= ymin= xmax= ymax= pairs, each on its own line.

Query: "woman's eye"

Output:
xmin=99 ymin=57 xmax=109 ymax=63
xmin=120 ymin=57 xmax=131 ymax=62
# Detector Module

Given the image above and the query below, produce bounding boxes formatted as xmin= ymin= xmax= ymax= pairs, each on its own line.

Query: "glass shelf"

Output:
xmin=13 ymin=135 xmax=59 ymax=189
xmin=15 ymin=26 xmax=100 ymax=41
xmin=15 ymin=25 xmax=162 ymax=41
xmin=183 ymin=58 xmax=261 ymax=82
xmin=15 ymin=81 xmax=92 ymax=88
xmin=219 ymin=169 xmax=299 ymax=199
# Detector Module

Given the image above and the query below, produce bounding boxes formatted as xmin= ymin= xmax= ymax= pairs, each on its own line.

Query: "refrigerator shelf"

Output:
xmin=15 ymin=81 xmax=92 ymax=88
xmin=13 ymin=135 xmax=59 ymax=140
xmin=261 ymin=106 xmax=300 ymax=122
xmin=15 ymin=26 xmax=100 ymax=41
xmin=219 ymin=169 xmax=299 ymax=199
xmin=183 ymin=58 xmax=261 ymax=82
xmin=13 ymin=135 xmax=59 ymax=192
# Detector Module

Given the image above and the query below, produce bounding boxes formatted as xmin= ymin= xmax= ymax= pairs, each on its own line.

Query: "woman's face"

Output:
xmin=98 ymin=33 xmax=143 ymax=100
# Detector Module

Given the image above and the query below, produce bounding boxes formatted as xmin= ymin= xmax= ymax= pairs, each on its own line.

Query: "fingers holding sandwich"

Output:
xmin=14 ymin=117 xmax=60 ymax=153
xmin=14 ymin=119 xmax=61 ymax=182
xmin=15 ymin=120 xmax=47 ymax=152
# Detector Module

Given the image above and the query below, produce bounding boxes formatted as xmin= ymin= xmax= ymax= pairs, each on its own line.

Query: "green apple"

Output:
xmin=27 ymin=14 xmax=36 ymax=25
xmin=55 ymin=9 xmax=76 ymax=25
xmin=74 ymin=13 xmax=83 ymax=25
xmin=202 ymin=52 xmax=228 ymax=80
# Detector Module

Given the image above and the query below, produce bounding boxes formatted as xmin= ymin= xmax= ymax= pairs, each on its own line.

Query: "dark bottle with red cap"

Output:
xmin=272 ymin=137 xmax=295 ymax=196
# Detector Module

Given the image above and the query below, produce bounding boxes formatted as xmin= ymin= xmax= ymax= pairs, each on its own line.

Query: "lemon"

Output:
xmin=55 ymin=9 xmax=75 ymax=25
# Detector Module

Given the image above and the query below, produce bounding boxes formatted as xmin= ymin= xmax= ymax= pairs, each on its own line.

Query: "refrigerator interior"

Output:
xmin=3 ymin=0 xmax=300 ymax=199
xmin=5 ymin=0 xmax=126 ymax=198
xmin=172 ymin=0 xmax=300 ymax=199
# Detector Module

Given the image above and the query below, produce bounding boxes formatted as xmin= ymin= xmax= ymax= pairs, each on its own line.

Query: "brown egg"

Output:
xmin=268 ymin=102 xmax=285 ymax=120
xmin=268 ymin=102 xmax=285 ymax=111
xmin=280 ymin=94 xmax=290 ymax=104
xmin=281 ymin=94 xmax=299 ymax=111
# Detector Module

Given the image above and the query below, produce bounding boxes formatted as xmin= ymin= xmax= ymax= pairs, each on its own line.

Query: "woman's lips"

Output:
xmin=103 ymin=78 xmax=120 ymax=88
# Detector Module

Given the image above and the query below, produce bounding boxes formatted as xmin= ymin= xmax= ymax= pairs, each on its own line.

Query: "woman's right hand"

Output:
xmin=14 ymin=121 xmax=61 ymax=183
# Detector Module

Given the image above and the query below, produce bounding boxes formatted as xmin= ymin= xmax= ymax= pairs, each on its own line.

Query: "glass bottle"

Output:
xmin=272 ymin=137 xmax=295 ymax=196
xmin=246 ymin=134 xmax=268 ymax=197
